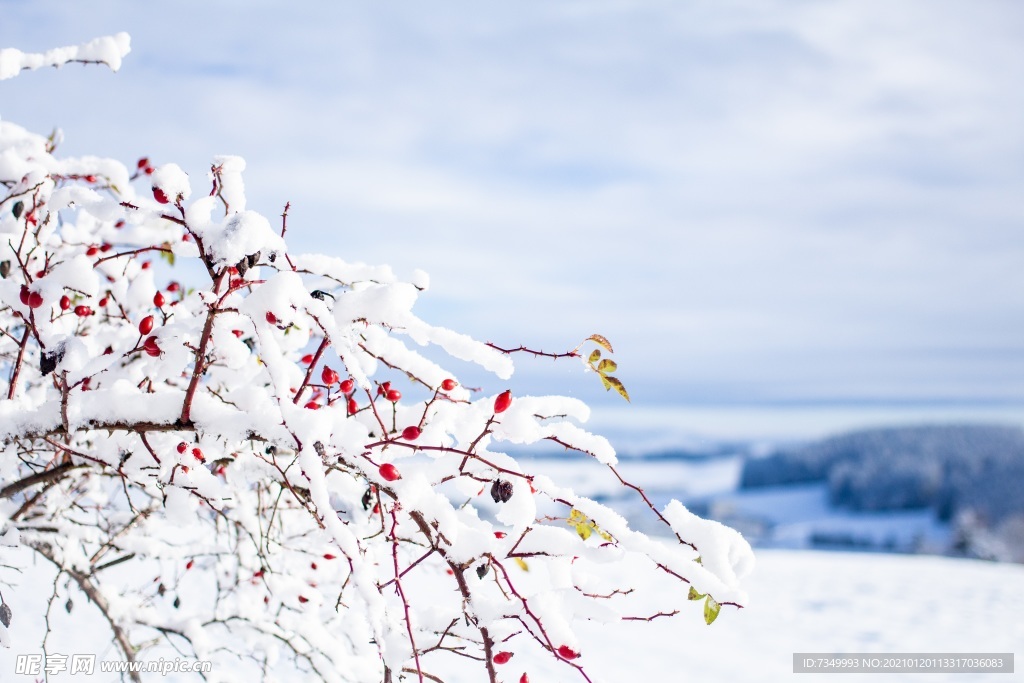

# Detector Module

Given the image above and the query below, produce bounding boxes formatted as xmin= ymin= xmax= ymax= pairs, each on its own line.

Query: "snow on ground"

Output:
xmin=1 ymin=548 xmax=1021 ymax=682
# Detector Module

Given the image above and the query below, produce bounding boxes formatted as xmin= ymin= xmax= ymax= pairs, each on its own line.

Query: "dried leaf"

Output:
xmin=604 ymin=376 xmax=630 ymax=402
xmin=587 ymin=334 xmax=613 ymax=353
xmin=0 ymin=602 xmax=11 ymax=628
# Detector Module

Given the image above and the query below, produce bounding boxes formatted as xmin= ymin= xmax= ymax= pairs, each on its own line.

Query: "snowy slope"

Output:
xmin=1 ymin=549 xmax=1021 ymax=682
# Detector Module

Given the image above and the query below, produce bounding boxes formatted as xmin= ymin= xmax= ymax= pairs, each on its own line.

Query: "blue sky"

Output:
xmin=2 ymin=1 xmax=1023 ymax=430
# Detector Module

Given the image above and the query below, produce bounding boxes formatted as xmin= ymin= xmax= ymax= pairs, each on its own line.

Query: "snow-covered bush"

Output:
xmin=0 ymin=36 xmax=752 ymax=682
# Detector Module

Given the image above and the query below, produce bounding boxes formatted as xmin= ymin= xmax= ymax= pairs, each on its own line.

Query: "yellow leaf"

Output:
xmin=588 ymin=349 xmax=601 ymax=364
xmin=513 ymin=557 xmax=529 ymax=572
xmin=688 ymin=587 xmax=705 ymax=601
xmin=704 ymin=595 xmax=721 ymax=625
xmin=575 ymin=523 xmax=592 ymax=541
xmin=597 ymin=359 xmax=617 ymax=374
xmin=605 ymin=376 xmax=630 ymax=402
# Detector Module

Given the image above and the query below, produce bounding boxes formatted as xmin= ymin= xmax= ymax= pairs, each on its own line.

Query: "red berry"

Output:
xmin=153 ymin=291 xmax=165 ymax=307
xmin=557 ymin=645 xmax=579 ymax=660
xmin=377 ymin=381 xmax=391 ymax=396
xmin=115 ymin=219 xmax=126 ymax=229
xmin=167 ymin=281 xmax=180 ymax=292
xmin=185 ymin=559 xmax=194 ymax=570
xmin=86 ymin=246 xmax=99 ymax=256
xmin=192 ymin=447 xmax=205 ymax=463
xmin=340 ymin=379 xmax=354 ymax=394
xmin=297 ymin=595 xmax=308 ymax=604
xmin=74 ymin=305 xmax=91 ymax=317
xmin=323 ymin=554 xmax=336 ymax=560
xmin=176 ymin=442 xmax=187 ymax=454
xmin=401 ymin=426 xmax=421 ymax=441
xmin=144 ymin=166 xmax=154 ymax=176
xmin=143 ymin=336 xmax=160 ymax=357
xmin=347 ymin=397 xmax=358 ymax=414
xmin=493 ymin=652 xmax=513 ymax=665
xmin=152 ymin=186 xmax=170 ymax=204
xmin=265 ymin=311 xmax=277 ymax=324
xmin=139 ymin=315 xmax=154 ymax=335
xmin=141 ymin=260 xmax=152 ymax=269
xmin=372 ymin=502 xmax=380 ymax=514
xmin=494 ymin=531 xmax=507 ymax=539
xmin=19 ymin=285 xmax=29 ymax=305
xmin=441 ymin=378 xmax=457 ymax=391
xmin=494 ymin=390 xmax=513 ymax=414
xmin=59 ymin=295 xmax=71 ymax=310
xmin=137 ymin=157 xmax=150 ymax=169
xmin=304 ymin=401 xmax=320 ymax=410
xmin=98 ymin=296 xmax=109 ymax=307
xmin=378 ymin=463 xmax=401 ymax=482
xmin=232 ymin=329 xmax=244 ymax=337
xmin=520 ymin=674 xmax=530 ymax=683
xmin=301 ymin=353 xmax=314 ymax=364
xmin=385 ymin=388 xmax=401 ymax=402
xmin=180 ymin=465 xmax=189 ymax=473
xmin=103 ymin=346 xmax=113 ymax=355
xmin=100 ymin=243 xmax=112 ymax=252
xmin=310 ymin=562 xmax=318 ymax=570
xmin=321 ymin=366 xmax=339 ymax=385
xmin=27 ymin=291 xmax=43 ymax=308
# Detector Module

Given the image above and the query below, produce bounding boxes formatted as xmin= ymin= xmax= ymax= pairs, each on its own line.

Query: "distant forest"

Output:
xmin=740 ymin=424 xmax=1024 ymax=561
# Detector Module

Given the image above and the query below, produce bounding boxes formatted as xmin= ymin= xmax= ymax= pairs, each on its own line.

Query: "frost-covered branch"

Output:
xmin=0 ymin=34 xmax=753 ymax=683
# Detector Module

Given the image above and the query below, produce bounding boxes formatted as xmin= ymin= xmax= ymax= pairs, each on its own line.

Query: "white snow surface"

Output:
xmin=0 ymin=549 xmax=1020 ymax=682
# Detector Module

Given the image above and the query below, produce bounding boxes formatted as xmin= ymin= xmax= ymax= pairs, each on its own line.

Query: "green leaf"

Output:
xmin=159 ymin=244 xmax=175 ymax=267
xmin=688 ymin=587 xmax=705 ymax=601
xmin=605 ymin=376 xmax=630 ymax=402
xmin=588 ymin=349 xmax=601 ymax=364
xmin=704 ymin=595 xmax=721 ymax=625
xmin=587 ymin=334 xmax=614 ymax=353
xmin=599 ymin=375 xmax=612 ymax=390
xmin=597 ymin=359 xmax=617 ymax=374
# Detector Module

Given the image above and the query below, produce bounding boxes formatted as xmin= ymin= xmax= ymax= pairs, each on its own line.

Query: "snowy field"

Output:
xmin=1 ymin=548 xmax=1020 ymax=682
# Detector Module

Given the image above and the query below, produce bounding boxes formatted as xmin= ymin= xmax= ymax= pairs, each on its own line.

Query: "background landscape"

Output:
xmin=1 ymin=1 xmax=1022 ymax=680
